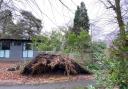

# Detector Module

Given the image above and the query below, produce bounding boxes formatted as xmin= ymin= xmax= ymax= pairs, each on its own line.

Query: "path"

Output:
xmin=0 ymin=80 xmax=95 ymax=89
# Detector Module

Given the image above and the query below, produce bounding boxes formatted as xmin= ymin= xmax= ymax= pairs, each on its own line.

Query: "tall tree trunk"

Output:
xmin=101 ymin=0 xmax=127 ymax=88
xmin=114 ymin=1 xmax=127 ymax=88
xmin=115 ymin=0 xmax=126 ymax=46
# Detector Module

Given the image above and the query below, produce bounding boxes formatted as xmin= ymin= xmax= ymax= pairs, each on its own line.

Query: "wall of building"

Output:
xmin=10 ymin=42 xmax=23 ymax=59
xmin=0 ymin=41 xmax=41 ymax=61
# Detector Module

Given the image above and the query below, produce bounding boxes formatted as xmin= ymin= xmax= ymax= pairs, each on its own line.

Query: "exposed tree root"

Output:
xmin=21 ymin=53 xmax=91 ymax=76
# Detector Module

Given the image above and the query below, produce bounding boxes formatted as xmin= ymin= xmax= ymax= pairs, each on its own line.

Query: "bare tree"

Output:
xmin=100 ymin=0 xmax=126 ymax=45
xmin=99 ymin=0 xmax=128 ymax=88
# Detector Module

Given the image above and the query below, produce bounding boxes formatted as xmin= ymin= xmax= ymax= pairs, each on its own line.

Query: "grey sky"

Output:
xmin=13 ymin=0 xmax=117 ymax=40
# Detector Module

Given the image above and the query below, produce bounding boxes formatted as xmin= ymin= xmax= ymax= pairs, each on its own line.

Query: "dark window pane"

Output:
xmin=25 ymin=43 xmax=32 ymax=50
xmin=0 ymin=43 xmax=2 ymax=50
xmin=14 ymin=42 xmax=21 ymax=46
xmin=2 ymin=42 xmax=10 ymax=50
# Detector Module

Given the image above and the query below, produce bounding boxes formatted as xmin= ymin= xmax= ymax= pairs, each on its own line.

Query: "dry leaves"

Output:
xmin=0 ymin=61 xmax=94 ymax=85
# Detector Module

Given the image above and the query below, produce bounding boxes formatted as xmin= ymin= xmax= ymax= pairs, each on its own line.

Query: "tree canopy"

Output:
xmin=0 ymin=10 xmax=14 ymax=38
xmin=72 ymin=2 xmax=89 ymax=34
xmin=18 ymin=11 xmax=42 ymax=39
xmin=0 ymin=8 xmax=42 ymax=39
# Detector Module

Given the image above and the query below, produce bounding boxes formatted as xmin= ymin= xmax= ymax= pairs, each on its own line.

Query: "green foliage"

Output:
xmin=88 ymin=42 xmax=114 ymax=88
xmin=109 ymin=37 xmax=128 ymax=89
xmin=88 ymin=42 xmax=106 ymax=70
xmin=49 ymin=31 xmax=63 ymax=51
xmin=92 ymin=42 xmax=106 ymax=53
xmin=32 ymin=35 xmax=51 ymax=51
xmin=61 ymin=2 xmax=91 ymax=65
xmin=87 ymin=85 xmax=96 ymax=89
xmin=89 ymin=40 xmax=128 ymax=89
xmin=73 ymin=2 xmax=89 ymax=34
xmin=32 ymin=31 xmax=62 ymax=51
xmin=63 ymin=30 xmax=91 ymax=65
xmin=64 ymin=30 xmax=90 ymax=54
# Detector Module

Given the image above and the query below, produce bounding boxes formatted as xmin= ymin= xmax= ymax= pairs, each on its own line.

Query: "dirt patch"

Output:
xmin=0 ymin=61 xmax=94 ymax=85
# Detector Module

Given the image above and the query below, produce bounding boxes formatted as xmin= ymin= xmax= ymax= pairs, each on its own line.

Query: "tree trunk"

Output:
xmin=115 ymin=0 xmax=126 ymax=46
xmin=114 ymin=1 xmax=127 ymax=88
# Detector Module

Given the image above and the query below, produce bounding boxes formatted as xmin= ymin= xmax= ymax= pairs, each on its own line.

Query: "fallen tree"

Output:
xmin=21 ymin=53 xmax=91 ymax=76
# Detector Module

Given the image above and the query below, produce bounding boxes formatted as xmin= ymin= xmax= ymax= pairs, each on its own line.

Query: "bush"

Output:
xmin=32 ymin=31 xmax=63 ymax=51
xmin=64 ymin=30 xmax=91 ymax=66
xmin=89 ymin=40 xmax=128 ymax=89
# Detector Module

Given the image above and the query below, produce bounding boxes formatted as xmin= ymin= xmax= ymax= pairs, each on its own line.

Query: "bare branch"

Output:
xmin=99 ymin=0 xmax=116 ymax=10
xmin=99 ymin=0 xmax=109 ymax=9
xmin=107 ymin=0 xmax=116 ymax=10
xmin=58 ymin=0 xmax=74 ymax=14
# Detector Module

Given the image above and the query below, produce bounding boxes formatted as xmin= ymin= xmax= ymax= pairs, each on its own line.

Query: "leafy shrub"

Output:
xmin=64 ymin=30 xmax=91 ymax=63
xmin=32 ymin=31 xmax=62 ymax=51
xmin=89 ymin=40 xmax=128 ymax=89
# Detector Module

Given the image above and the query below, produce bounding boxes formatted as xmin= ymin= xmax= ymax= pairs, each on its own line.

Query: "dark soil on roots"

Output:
xmin=21 ymin=53 xmax=91 ymax=76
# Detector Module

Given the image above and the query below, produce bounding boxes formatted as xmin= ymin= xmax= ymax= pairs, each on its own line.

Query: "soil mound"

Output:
xmin=21 ymin=53 xmax=91 ymax=76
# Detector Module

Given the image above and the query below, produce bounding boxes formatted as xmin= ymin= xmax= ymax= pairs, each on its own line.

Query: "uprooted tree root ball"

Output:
xmin=21 ymin=53 xmax=91 ymax=76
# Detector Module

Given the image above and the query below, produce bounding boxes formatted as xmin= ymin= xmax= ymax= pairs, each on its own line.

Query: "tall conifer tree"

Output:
xmin=73 ymin=2 xmax=89 ymax=34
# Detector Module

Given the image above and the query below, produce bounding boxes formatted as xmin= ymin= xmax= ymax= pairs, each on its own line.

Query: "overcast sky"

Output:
xmin=13 ymin=0 xmax=118 ymax=40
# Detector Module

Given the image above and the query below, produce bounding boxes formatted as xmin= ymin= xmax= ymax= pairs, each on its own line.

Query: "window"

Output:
xmin=25 ymin=43 xmax=32 ymax=50
xmin=23 ymin=43 xmax=33 ymax=58
xmin=23 ymin=43 xmax=32 ymax=50
xmin=2 ymin=42 xmax=10 ymax=50
xmin=0 ymin=42 xmax=10 ymax=58
xmin=14 ymin=42 xmax=21 ymax=46
xmin=0 ymin=43 xmax=2 ymax=50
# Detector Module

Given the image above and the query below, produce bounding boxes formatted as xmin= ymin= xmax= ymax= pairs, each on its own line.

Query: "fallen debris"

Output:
xmin=7 ymin=65 xmax=20 ymax=71
xmin=21 ymin=53 xmax=91 ymax=76
xmin=0 ymin=61 xmax=94 ymax=85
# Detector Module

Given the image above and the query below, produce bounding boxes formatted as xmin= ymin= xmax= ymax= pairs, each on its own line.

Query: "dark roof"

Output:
xmin=0 ymin=38 xmax=32 ymax=42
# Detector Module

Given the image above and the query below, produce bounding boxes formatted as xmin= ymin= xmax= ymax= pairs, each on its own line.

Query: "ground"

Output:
xmin=0 ymin=80 xmax=95 ymax=89
xmin=0 ymin=61 xmax=94 ymax=85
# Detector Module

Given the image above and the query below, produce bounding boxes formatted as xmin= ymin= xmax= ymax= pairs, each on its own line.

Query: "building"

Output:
xmin=0 ymin=39 xmax=39 ymax=61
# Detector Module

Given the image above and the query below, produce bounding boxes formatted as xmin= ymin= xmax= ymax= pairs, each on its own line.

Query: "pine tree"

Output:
xmin=73 ymin=2 xmax=89 ymax=34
